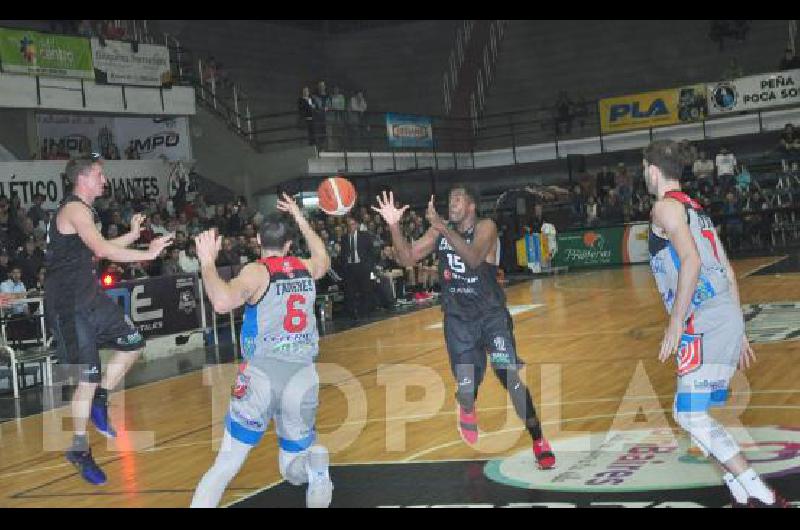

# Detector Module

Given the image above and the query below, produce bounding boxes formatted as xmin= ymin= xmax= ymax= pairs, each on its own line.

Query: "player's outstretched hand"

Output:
xmin=371 ymin=190 xmax=408 ymax=226
xmin=148 ymin=232 xmax=174 ymax=260
xmin=277 ymin=192 xmax=303 ymax=219
xmin=738 ymin=335 xmax=757 ymax=370
xmin=195 ymin=229 xmax=221 ymax=267
xmin=425 ymin=195 xmax=446 ymax=233
xmin=130 ymin=213 xmax=146 ymax=238
xmin=659 ymin=320 xmax=682 ymax=363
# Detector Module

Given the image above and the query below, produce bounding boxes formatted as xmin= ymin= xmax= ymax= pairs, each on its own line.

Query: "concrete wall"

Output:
xmin=189 ymin=106 xmax=315 ymax=196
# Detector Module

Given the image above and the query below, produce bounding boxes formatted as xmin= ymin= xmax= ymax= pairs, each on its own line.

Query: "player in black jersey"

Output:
xmin=46 ymin=155 xmax=173 ymax=485
xmin=372 ymin=187 xmax=555 ymax=469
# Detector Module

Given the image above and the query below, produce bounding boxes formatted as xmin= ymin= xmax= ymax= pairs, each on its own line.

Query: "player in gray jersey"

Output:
xmin=644 ymin=140 xmax=788 ymax=508
xmin=191 ymin=193 xmax=333 ymax=508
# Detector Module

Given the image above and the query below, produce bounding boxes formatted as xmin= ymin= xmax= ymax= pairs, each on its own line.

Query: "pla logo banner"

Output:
xmin=599 ymin=85 xmax=706 ymax=133
xmin=0 ymin=28 xmax=93 ymax=79
xmin=386 ymin=113 xmax=434 ymax=148
xmin=708 ymin=69 xmax=800 ymax=114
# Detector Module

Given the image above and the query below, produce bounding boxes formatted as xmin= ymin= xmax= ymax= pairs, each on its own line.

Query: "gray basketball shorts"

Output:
xmin=674 ymin=300 xmax=744 ymax=414
xmin=225 ymin=357 xmax=320 ymax=453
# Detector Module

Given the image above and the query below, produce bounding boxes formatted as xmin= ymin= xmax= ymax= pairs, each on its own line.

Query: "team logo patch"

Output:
xmin=493 ymin=337 xmax=506 ymax=352
xmin=677 ymin=332 xmax=703 ymax=376
xmin=231 ymin=371 xmax=250 ymax=399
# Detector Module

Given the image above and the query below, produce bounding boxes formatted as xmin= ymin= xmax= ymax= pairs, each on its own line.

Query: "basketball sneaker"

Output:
xmin=306 ymin=474 xmax=334 ymax=508
xmin=533 ymin=437 xmax=556 ymax=470
xmin=66 ymin=449 xmax=107 ymax=486
xmin=90 ymin=400 xmax=117 ymax=439
xmin=746 ymin=491 xmax=792 ymax=508
xmin=457 ymin=405 xmax=479 ymax=445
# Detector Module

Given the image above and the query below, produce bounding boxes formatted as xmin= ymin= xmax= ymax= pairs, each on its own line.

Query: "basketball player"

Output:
xmin=190 ymin=193 xmax=333 ymax=508
xmin=46 ymin=154 xmax=173 ymax=485
xmin=372 ymin=188 xmax=556 ymax=469
xmin=644 ymin=140 xmax=789 ymax=508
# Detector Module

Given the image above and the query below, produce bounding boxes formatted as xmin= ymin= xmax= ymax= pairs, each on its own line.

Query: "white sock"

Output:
xmin=736 ymin=468 xmax=775 ymax=504
xmin=723 ymin=472 xmax=748 ymax=504
xmin=306 ymin=445 xmax=330 ymax=482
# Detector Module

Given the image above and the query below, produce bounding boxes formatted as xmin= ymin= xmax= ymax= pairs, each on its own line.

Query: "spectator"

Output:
xmin=693 ymin=150 xmax=716 ymax=193
xmin=0 ymin=250 xmax=10 ymax=283
xmin=298 ymin=86 xmax=317 ymax=146
xmin=349 ymin=90 xmax=368 ymax=140
xmin=595 ymin=165 xmax=616 ymax=200
xmin=125 ymin=141 xmax=140 ymax=160
xmin=215 ymin=237 xmax=240 ymax=267
xmin=735 ymin=163 xmax=752 ymax=192
xmin=32 ymin=266 xmax=46 ymax=293
xmin=0 ymin=266 xmax=27 ymax=316
xmin=780 ymin=48 xmax=800 ymax=71
xmin=779 ymin=123 xmax=800 ymax=155
xmin=339 ymin=214 xmax=376 ymax=320
xmin=174 ymin=230 xmax=188 ymax=251
xmin=150 ymin=212 xmax=169 ymax=236
xmin=586 ymin=195 xmax=599 ymax=226
xmin=77 ymin=20 xmax=95 ymax=38
xmin=313 ymin=81 xmax=330 ymax=112
xmin=16 ymin=237 xmax=44 ymax=288
xmin=554 ymin=91 xmax=573 ymax=136
xmin=715 ymin=147 xmax=737 ymax=190
xmin=178 ymin=241 xmax=200 ymax=273
xmin=162 ymin=247 xmax=182 ymax=275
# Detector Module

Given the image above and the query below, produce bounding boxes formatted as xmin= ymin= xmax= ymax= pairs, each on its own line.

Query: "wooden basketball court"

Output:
xmin=1 ymin=256 xmax=799 ymax=507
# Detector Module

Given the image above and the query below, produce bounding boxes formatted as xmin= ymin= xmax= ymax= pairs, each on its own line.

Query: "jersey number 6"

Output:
xmin=284 ymin=294 xmax=308 ymax=333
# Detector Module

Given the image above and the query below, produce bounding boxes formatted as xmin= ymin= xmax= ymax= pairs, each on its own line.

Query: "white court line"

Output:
xmin=740 ymin=256 xmax=790 ymax=278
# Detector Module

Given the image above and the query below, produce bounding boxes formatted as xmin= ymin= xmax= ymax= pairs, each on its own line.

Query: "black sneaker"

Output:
xmin=66 ymin=449 xmax=107 ymax=485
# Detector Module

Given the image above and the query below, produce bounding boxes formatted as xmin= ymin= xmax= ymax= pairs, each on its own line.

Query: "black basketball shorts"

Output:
xmin=51 ymin=293 xmax=146 ymax=383
xmin=443 ymin=308 xmax=522 ymax=388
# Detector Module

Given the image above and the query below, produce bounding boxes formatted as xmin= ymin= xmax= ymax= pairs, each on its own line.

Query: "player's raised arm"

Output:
xmin=652 ymin=198 xmax=701 ymax=362
xmin=64 ymin=202 xmax=172 ymax=262
xmin=195 ymin=229 xmax=267 ymax=314
xmin=277 ymin=193 xmax=330 ymax=280
xmin=372 ymin=190 xmax=437 ymax=266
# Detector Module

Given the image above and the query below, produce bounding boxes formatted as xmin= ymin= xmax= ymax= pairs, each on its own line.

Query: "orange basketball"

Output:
xmin=318 ymin=176 xmax=357 ymax=216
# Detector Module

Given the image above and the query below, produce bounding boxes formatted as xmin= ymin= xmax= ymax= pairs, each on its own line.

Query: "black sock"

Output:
xmin=93 ymin=387 xmax=109 ymax=406
xmin=70 ymin=434 xmax=89 ymax=453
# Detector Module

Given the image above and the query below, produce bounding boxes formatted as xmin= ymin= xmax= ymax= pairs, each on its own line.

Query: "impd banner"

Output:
xmin=36 ymin=113 xmax=192 ymax=161
xmin=386 ymin=113 xmax=434 ymax=148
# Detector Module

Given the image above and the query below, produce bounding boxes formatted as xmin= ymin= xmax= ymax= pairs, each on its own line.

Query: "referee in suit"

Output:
xmin=339 ymin=215 xmax=376 ymax=320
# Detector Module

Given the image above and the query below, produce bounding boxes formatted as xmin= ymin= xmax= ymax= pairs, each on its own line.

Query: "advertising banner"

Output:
xmin=104 ymin=274 xmax=201 ymax=337
xmin=552 ymin=223 xmax=649 ymax=268
xmin=599 ymin=85 xmax=707 ymax=133
xmin=0 ymin=28 xmax=93 ymax=79
xmin=91 ymin=37 xmax=171 ymax=86
xmin=386 ymin=113 xmax=434 ymax=148
xmin=36 ymin=113 xmax=192 ymax=161
xmin=707 ymin=69 xmax=800 ymax=115
xmin=0 ymin=160 xmax=181 ymax=209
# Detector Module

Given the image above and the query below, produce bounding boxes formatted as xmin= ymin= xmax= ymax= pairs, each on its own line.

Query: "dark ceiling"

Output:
xmin=263 ymin=20 xmax=418 ymax=34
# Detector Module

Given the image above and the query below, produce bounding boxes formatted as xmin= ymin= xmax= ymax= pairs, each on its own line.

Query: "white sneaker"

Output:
xmin=306 ymin=473 xmax=333 ymax=508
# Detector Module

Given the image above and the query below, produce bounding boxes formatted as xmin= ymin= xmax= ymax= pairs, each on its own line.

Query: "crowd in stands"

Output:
xmin=298 ymin=81 xmax=369 ymax=149
xmin=47 ymin=20 xmax=129 ymax=41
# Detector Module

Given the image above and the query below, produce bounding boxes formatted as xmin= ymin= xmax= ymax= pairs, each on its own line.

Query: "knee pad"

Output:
xmin=279 ymin=449 xmax=309 ymax=486
xmin=673 ymin=406 xmax=740 ymax=464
